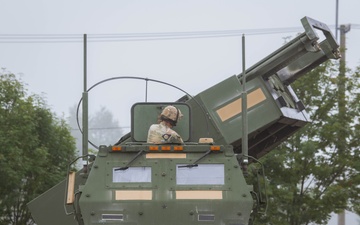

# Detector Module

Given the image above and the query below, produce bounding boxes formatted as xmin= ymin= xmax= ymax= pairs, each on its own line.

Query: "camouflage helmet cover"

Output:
xmin=161 ymin=105 xmax=183 ymax=122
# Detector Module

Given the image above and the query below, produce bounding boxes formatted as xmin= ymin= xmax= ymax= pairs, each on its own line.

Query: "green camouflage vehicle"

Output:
xmin=28 ymin=17 xmax=340 ymax=225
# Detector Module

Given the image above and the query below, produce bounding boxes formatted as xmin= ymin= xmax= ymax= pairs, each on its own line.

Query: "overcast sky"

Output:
xmin=0 ymin=1 xmax=359 ymax=224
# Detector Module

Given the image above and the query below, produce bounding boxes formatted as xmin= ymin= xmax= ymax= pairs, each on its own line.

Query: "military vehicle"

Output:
xmin=28 ymin=17 xmax=340 ymax=225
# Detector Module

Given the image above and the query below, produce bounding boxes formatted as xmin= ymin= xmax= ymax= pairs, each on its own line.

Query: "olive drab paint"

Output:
xmin=27 ymin=17 xmax=340 ymax=225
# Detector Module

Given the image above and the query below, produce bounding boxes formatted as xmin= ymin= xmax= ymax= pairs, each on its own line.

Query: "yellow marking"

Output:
xmin=115 ymin=190 xmax=152 ymax=200
xmin=216 ymin=88 xmax=266 ymax=122
xmin=66 ymin=171 xmax=76 ymax=204
xmin=199 ymin=138 xmax=214 ymax=143
xmin=176 ymin=190 xmax=223 ymax=200
xmin=146 ymin=153 xmax=187 ymax=159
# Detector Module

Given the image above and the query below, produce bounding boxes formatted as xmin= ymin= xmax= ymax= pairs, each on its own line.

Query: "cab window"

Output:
xmin=176 ymin=164 xmax=224 ymax=185
xmin=131 ymin=102 xmax=191 ymax=142
xmin=113 ymin=167 xmax=152 ymax=183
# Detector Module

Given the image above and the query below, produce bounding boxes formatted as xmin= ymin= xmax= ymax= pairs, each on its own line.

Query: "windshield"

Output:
xmin=176 ymin=164 xmax=224 ymax=185
xmin=113 ymin=167 xmax=151 ymax=183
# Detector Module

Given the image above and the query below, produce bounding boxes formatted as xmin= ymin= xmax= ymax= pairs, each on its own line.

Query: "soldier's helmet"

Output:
xmin=161 ymin=105 xmax=183 ymax=125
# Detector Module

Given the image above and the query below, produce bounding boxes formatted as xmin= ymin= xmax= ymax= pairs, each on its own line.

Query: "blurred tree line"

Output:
xmin=67 ymin=105 xmax=124 ymax=154
xmin=252 ymin=61 xmax=360 ymax=225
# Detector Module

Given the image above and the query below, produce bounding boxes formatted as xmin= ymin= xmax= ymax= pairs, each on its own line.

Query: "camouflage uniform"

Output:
xmin=147 ymin=121 xmax=183 ymax=144
xmin=147 ymin=105 xmax=184 ymax=144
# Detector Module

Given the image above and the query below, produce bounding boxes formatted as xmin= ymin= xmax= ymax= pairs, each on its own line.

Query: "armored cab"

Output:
xmin=28 ymin=16 xmax=340 ymax=225
xmin=77 ymin=106 xmax=254 ymax=224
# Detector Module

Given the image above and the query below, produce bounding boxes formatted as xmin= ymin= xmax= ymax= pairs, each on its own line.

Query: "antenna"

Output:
xmin=241 ymin=34 xmax=248 ymax=165
xmin=82 ymin=34 xmax=89 ymax=167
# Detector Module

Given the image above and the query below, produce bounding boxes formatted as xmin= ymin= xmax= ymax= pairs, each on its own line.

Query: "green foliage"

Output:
xmin=0 ymin=72 xmax=77 ymax=224
xmin=253 ymin=62 xmax=360 ymax=225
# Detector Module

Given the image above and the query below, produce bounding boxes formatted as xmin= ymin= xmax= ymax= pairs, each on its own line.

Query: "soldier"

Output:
xmin=147 ymin=105 xmax=184 ymax=144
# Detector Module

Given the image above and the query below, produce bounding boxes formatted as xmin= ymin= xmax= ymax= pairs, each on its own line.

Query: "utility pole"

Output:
xmin=335 ymin=0 xmax=339 ymax=40
xmin=337 ymin=23 xmax=351 ymax=225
